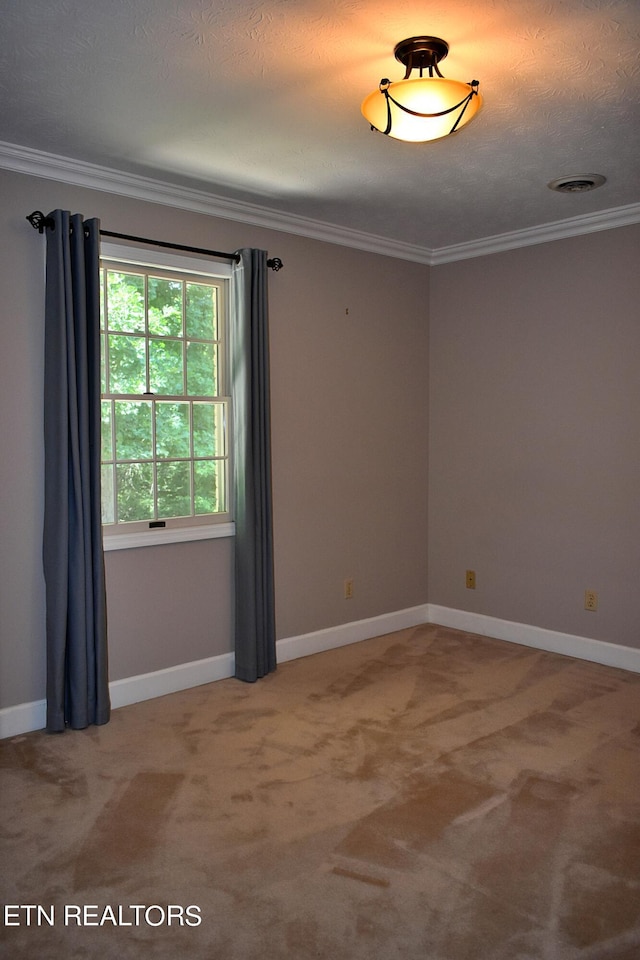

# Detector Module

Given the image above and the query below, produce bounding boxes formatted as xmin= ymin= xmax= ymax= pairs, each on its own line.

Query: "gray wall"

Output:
xmin=0 ymin=168 xmax=429 ymax=708
xmin=428 ymin=225 xmax=640 ymax=648
xmin=2 ymin=163 xmax=638 ymax=715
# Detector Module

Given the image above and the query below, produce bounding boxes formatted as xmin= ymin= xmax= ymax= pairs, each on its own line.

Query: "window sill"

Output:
xmin=103 ymin=522 xmax=235 ymax=551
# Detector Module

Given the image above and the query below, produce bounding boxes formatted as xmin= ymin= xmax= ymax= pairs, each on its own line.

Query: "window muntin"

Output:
xmin=100 ymin=253 xmax=230 ymax=535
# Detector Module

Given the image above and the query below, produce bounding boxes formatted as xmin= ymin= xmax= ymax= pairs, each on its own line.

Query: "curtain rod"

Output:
xmin=26 ymin=211 xmax=283 ymax=271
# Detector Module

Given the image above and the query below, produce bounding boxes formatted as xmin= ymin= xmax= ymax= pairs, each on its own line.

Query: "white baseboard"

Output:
xmin=276 ymin=604 xmax=430 ymax=664
xmin=3 ymin=602 xmax=638 ymax=739
xmin=427 ymin=605 xmax=640 ymax=674
xmin=0 ymin=699 xmax=47 ymax=740
xmin=0 ymin=651 xmax=236 ymax=741
xmin=109 ymin=651 xmax=235 ymax=710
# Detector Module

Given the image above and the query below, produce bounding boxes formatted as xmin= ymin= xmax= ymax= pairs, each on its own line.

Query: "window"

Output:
xmin=99 ymin=245 xmax=233 ymax=549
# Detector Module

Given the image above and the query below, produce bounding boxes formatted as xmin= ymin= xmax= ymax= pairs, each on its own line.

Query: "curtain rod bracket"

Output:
xmin=27 ymin=211 xmax=284 ymax=270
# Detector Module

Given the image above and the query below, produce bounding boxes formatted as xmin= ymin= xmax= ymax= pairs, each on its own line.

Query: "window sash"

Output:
xmin=99 ymin=246 xmax=232 ymax=540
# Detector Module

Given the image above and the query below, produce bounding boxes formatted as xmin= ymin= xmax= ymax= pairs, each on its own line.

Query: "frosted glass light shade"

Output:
xmin=361 ymin=77 xmax=482 ymax=143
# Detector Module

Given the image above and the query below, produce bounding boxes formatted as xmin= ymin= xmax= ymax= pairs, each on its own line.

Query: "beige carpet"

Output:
xmin=2 ymin=624 xmax=640 ymax=959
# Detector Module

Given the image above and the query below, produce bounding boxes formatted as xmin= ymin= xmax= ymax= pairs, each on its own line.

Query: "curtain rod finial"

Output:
xmin=27 ymin=211 xmax=55 ymax=233
xmin=267 ymin=257 xmax=283 ymax=272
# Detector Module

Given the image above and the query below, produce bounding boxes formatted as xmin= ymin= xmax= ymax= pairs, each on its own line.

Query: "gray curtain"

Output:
xmin=231 ymin=249 xmax=277 ymax=681
xmin=43 ymin=210 xmax=110 ymax=732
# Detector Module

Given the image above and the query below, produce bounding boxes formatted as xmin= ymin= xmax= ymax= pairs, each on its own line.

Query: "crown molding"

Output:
xmin=430 ymin=202 xmax=640 ymax=264
xmin=2 ymin=140 xmax=639 ymax=265
xmin=0 ymin=140 xmax=430 ymax=264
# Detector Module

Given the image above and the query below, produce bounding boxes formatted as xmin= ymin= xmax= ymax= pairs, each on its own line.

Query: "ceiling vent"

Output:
xmin=547 ymin=174 xmax=606 ymax=193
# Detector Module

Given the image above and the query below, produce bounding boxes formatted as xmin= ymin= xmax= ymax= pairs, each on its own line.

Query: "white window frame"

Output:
xmin=100 ymin=243 xmax=234 ymax=551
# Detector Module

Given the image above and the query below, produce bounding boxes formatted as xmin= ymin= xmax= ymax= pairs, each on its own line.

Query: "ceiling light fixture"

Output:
xmin=361 ymin=36 xmax=482 ymax=143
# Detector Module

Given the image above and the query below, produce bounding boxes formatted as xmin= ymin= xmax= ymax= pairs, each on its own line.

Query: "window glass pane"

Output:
xmin=186 ymin=283 xmax=216 ymax=340
xmin=155 ymin=402 xmax=190 ymax=459
xmin=194 ymin=460 xmax=222 ymax=514
xmin=116 ymin=463 xmax=154 ymax=521
xmin=187 ymin=342 xmax=216 ymax=396
xmin=148 ymin=277 xmax=183 ymax=337
xmin=157 ymin=461 xmax=191 ymax=518
xmin=101 ymin=464 xmax=115 ymax=524
xmin=101 ymin=254 xmax=228 ymax=529
xmin=193 ymin=402 xmax=219 ymax=457
xmin=106 ymin=271 xmax=145 ymax=332
xmin=108 ymin=334 xmax=146 ymax=394
xmin=149 ymin=339 xmax=183 ymax=395
xmin=114 ymin=401 xmax=153 ymax=461
xmin=101 ymin=401 xmax=113 ymax=461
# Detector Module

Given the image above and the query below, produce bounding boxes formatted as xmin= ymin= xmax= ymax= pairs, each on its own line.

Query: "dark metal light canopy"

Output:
xmin=361 ymin=36 xmax=482 ymax=142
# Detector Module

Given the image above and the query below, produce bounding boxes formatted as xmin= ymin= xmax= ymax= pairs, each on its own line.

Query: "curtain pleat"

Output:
xmin=43 ymin=210 xmax=110 ymax=731
xmin=231 ymin=249 xmax=277 ymax=681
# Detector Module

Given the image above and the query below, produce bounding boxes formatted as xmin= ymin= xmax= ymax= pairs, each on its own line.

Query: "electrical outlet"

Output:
xmin=466 ymin=570 xmax=476 ymax=589
xmin=344 ymin=579 xmax=354 ymax=600
xmin=585 ymin=589 xmax=598 ymax=611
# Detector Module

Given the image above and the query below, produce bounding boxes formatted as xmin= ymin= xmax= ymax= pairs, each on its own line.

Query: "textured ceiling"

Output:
xmin=1 ymin=0 xmax=639 ymax=253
